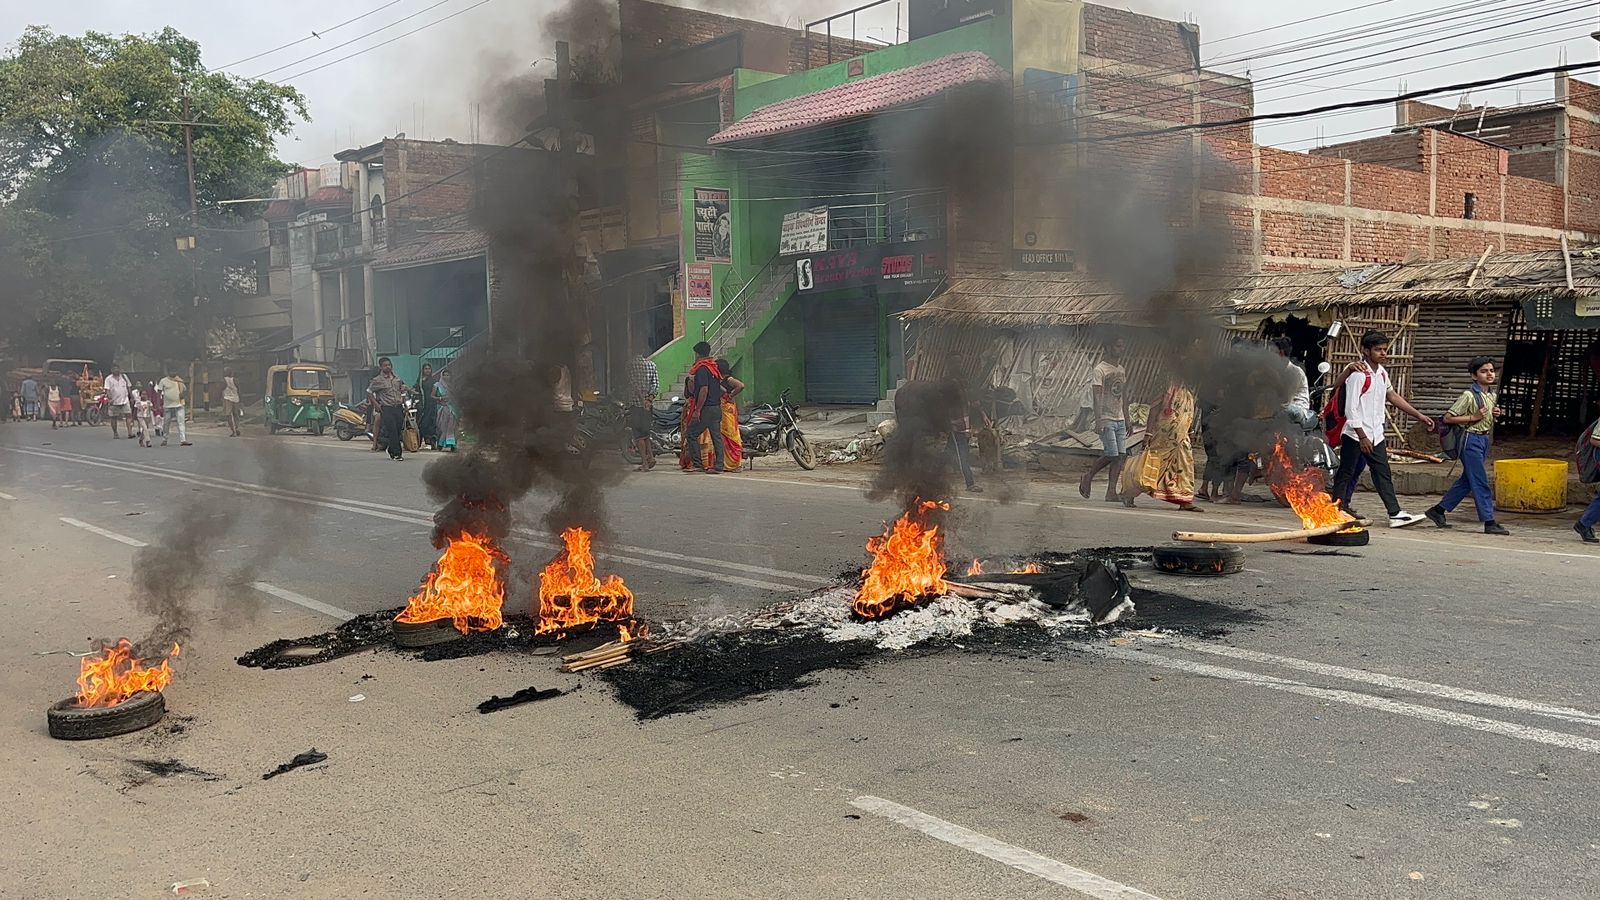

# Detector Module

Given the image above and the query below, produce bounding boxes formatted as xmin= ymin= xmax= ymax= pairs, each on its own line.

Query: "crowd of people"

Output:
xmin=5 ymin=365 xmax=202 ymax=448
xmin=1071 ymin=328 xmax=1600 ymax=543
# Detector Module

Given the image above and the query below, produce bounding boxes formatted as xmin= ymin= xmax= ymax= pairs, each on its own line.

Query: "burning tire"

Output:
xmin=391 ymin=617 xmax=463 ymax=648
xmin=1151 ymin=543 xmax=1245 ymax=577
xmin=47 ymin=690 xmax=165 ymax=740
xmin=1308 ymin=527 xmax=1370 ymax=547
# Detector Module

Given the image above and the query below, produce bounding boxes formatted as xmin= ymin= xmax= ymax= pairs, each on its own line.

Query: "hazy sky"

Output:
xmin=6 ymin=0 xmax=1598 ymax=172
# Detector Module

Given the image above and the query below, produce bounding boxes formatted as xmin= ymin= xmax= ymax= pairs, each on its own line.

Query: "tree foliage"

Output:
xmin=0 ymin=26 xmax=309 ymax=358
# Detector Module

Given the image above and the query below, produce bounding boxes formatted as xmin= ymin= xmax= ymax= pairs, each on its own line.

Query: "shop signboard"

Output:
xmin=1012 ymin=248 xmax=1076 ymax=271
xmin=793 ymin=242 xmax=946 ymax=294
xmin=693 ymin=188 xmax=731 ymax=262
xmin=780 ymin=207 xmax=830 ymax=255
xmin=685 ymin=263 xmax=714 ymax=310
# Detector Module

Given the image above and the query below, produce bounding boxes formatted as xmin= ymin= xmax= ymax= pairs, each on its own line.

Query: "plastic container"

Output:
xmin=1493 ymin=458 xmax=1569 ymax=513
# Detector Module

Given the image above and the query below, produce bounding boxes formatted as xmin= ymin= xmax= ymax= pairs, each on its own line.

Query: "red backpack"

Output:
xmin=1321 ymin=367 xmax=1373 ymax=447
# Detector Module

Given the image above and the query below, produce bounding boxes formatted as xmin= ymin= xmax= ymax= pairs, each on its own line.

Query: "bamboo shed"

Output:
xmin=905 ymin=247 xmax=1600 ymax=439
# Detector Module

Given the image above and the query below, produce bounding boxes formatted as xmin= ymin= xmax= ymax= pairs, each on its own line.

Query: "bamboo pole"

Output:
xmin=1466 ymin=244 xmax=1493 ymax=288
xmin=1173 ymin=520 xmax=1365 ymax=544
xmin=1562 ymin=234 xmax=1575 ymax=290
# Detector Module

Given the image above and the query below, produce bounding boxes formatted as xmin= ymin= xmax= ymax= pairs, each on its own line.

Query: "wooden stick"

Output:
xmin=1392 ymin=448 xmax=1445 ymax=463
xmin=1466 ymin=244 xmax=1493 ymax=288
xmin=1173 ymin=520 xmax=1361 ymax=544
xmin=944 ymin=582 xmax=1004 ymax=599
xmin=1562 ymin=234 xmax=1575 ymax=290
xmin=561 ymin=646 xmax=632 ymax=664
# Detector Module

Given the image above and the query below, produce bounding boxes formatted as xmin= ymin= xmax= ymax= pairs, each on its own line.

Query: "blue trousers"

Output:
xmin=1439 ymin=432 xmax=1494 ymax=522
xmin=1581 ymin=492 xmax=1600 ymax=529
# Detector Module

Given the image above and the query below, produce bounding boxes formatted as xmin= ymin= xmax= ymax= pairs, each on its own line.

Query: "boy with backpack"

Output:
xmin=1424 ymin=357 xmax=1509 ymax=535
xmin=1328 ymin=330 xmax=1435 ymax=527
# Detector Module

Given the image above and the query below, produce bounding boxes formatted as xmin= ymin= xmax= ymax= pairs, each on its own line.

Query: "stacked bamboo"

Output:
xmin=558 ymin=637 xmax=685 ymax=673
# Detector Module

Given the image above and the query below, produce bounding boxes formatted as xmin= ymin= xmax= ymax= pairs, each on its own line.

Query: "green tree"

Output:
xmin=0 ymin=26 xmax=309 ymax=358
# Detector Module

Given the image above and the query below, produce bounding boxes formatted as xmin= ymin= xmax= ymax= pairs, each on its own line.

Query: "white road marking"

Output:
xmin=1162 ymin=638 xmax=1600 ymax=727
xmin=850 ymin=795 xmax=1165 ymax=900
xmin=1094 ymin=646 xmax=1600 ymax=755
xmin=0 ymin=491 xmax=16 ymax=500
xmin=59 ymin=516 xmax=148 ymax=547
xmin=9 ymin=446 xmax=817 ymax=593
xmin=250 ymin=582 xmax=356 ymax=621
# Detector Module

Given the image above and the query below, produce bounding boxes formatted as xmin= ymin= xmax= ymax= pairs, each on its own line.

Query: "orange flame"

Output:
xmin=396 ymin=532 xmax=510 ymax=633
xmin=1269 ymin=437 xmax=1354 ymax=530
xmin=853 ymin=499 xmax=951 ymax=619
xmin=1013 ymin=562 xmax=1043 ymax=574
xmin=536 ymin=528 xmax=641 ymax=636
xmin=75 ymin=640 xmax=180 ymax=708
xmin=966 ymin=559 xmax=985 ymax=576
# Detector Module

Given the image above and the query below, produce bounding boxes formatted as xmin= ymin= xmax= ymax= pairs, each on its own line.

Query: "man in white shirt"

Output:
xmin=1272 ymin=338 xmax=1313 ymax=427
xmin=1330 ymin=330 xmax=1434 ymax=527
xmin=103 ymin=365 xmax=135 ymax=440
xmin=156 ymin=370 xmax=191 ymax=446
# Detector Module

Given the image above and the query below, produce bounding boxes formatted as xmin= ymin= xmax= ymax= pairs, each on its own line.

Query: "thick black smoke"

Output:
xmin=422 ymin=1 xmax=625 ymax=548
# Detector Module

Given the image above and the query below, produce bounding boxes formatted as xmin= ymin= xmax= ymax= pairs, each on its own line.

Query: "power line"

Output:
xmin=251 ymin=0 xmax=458 ymax=79
xmin=274 ymin=0 xmax=501 ymax=83
xmin=215 ymin=0 xmax=410 ymax=70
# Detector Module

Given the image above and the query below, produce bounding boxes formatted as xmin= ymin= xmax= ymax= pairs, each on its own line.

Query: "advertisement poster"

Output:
xmin=693 ymin=188 xmax=731 ymax=262
xmin=685 ymin=263 xmax=714 ymax=310
xmin=793 ymin=243 xmax=946 ymax=293
xmin=780 ymin=207 xmax=830 ymax=255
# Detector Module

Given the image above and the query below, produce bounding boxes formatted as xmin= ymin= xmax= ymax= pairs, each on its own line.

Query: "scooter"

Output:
xmin=739 ymin=389 xmax=816 ymax=470
xmin=332 ymin=400 xmax=371 ymax=442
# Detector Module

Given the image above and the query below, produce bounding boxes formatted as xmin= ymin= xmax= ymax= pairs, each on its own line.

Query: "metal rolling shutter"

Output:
xmin=804 ymin=299 xmax=880 ymax=403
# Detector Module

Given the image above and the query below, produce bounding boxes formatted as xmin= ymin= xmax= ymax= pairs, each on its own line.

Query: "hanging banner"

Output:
xmin=685 ymin=263 xmax=714 ymax=310
xmin=693 ymin=188 xmax=731 ymax=262
xmin=792 ymin=242 xmax=947 ymax=294
xmin=780 ymin=207 xmax=830 ymax=255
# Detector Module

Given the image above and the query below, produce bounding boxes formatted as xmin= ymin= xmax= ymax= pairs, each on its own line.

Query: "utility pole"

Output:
xmin=551 ymin=40 xmax=597 ymax=394
xmin=181 ymin=83 xmax=199 ymax=227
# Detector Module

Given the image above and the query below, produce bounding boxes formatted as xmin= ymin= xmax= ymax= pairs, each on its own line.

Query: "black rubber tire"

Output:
xmin=47 ymin=691 xmax=165 ymax=740
xmin=267 ymin=421 xmax=279 ymax=435
xmin=312 ymin=420 xmax=326 ymax=437
xmin=788 ymin=432 xmax=817 ymax=470
xmin=391 ymin=617 xmax=462 ymax=648
xmin=621 ymin=436 xmax=641 ymax=465
xmin=335 ymin=423 xmax=355 ymax=441
xmin=1151 ymin=543 xmax=1246 ymax=577
xmin=1307 ymin=527 xmax=1371 ymax=547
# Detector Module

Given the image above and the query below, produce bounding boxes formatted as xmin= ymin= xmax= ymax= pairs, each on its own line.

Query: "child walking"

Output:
xmin=133 ymin=387 xmax=156 ymax=448
xmin=1330 ymin=330 xmax=1435 ymax=528
xmin=1426 ymin=357 xmax=1509 ymax=535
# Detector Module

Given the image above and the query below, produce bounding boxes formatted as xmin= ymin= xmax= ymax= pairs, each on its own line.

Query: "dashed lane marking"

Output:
xmin=60 ymin=517 xmax=147 ymax=547
xmin=250 ymin=581 xmax=357 ymax=622
xmin=850 ymin=795 xmax=1166 ymax=899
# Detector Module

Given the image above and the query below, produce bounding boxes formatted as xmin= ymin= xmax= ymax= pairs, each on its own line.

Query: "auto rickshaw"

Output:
xmin=265 ymin=363 xmax=335 ymax=435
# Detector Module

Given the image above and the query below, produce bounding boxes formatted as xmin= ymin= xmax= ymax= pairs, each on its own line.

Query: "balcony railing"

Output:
xmin=313 ymin=223 xmax=364 ymax=264
xmin=823 ymin=191 xmax=946 ymax=248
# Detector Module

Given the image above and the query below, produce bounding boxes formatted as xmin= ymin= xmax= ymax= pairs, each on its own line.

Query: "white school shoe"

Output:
xmin=1388 ymin=512 xmax=1426 ymax=528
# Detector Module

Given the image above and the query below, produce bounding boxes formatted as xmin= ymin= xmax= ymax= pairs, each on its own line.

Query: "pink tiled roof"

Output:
xmin=307 ymin=185 xmax=351 ymax=205
xmin=709 ymin=52 xmax=1008 ymax=145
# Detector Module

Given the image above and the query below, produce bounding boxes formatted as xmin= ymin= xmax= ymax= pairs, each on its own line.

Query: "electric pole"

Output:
xmin=181 ymin=83 xmax=199 ymax=227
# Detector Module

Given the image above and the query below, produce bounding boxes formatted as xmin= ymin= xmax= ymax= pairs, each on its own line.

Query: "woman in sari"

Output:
xmin=433 ymin=369 xmax=460 ymax=451
xmin=713 ymin=358 xmax=744 ymax=470
xmin=678 ymin=357 xmax=719 ymax=471
xmin=1121 ymin=382 xmax=1202 ymax=511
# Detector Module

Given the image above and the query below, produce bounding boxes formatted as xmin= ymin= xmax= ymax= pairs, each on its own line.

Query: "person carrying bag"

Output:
xmin=1425 ymin=356 xmax=1508 ymax=535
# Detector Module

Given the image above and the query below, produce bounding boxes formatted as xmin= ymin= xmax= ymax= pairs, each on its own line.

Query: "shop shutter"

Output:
xmin=804 ymin=299 xmax=879 ymax=403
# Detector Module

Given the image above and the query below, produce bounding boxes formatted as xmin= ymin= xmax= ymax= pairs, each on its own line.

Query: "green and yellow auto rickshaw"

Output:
xmin=265 ymin=363 xmax=335 ymax=435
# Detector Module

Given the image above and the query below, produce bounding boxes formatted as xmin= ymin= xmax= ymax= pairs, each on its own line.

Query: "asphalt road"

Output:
xmin=3 ymin=419 xmax=1599 ymax=899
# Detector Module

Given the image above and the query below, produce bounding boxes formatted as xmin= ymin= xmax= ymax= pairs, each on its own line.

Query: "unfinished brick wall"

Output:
xmin=1082 ymin=4 xmax=1197 ymax=68
xmin=1310 ymin=133 xmax=1423 ymax=171
xmin=620 ymin=0 xmax=874 ymax=74
xmin=382 ymin=139 xmax=482 ymax=223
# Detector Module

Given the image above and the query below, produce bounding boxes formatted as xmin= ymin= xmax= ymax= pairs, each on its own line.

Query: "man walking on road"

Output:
xmin=1426 ymin=357 xmax=1508 ymax=535
xmin=20 ymin=375 xmax=38 ymax=420
xmin=685 ymin=342 xmax=725 ymax=473
xmin=1330 ymin=330 xmax=1433 ymax=528
xmin=104 ymin=366 xmax=134 ymax=439
xmin=628 ymin=351 xmax=659 ymax=471
xmin=1079 ymin=336 xmax=1131 ymax=502
xmin=369 ymin=357 xmax=408 ymax=461
xmin=1575 ymin=417 xmax=1600 ymax=543
xmin=156 ymin=370 xmax=191 ymax=446
xmin=221 ymin=367 xmax=241 ymax=437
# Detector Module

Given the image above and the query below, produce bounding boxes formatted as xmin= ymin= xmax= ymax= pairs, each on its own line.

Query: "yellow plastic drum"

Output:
xmin=1493 ymin=458 xmax=1569 ymax=513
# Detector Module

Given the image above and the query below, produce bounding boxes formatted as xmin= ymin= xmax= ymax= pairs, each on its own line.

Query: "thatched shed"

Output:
xmin=904 ymin=247 xmax=1600 ymax=438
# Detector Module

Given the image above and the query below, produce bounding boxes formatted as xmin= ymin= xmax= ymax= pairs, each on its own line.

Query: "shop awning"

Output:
xmin=708 ymin=52 xmax=1009 ymax=145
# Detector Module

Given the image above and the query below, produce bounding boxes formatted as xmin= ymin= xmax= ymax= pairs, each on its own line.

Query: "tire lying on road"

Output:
xmin=391 ymin=617 xmax=463 ymax=648
xmin=1307 ymin=527 xmax=1370 ymax=547
xmin=1151 ymin=543 xmax=1246 ymax=577
xmin=47 ymin=690 xmax=165 ymax=740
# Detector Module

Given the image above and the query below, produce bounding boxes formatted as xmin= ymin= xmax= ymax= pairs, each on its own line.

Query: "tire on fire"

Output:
xmin=391 ymin=617 xmax=462 ymax=648
xmin=1151 ymin=543 xmax=1245 ymax=577
xmin=47 ymin=690 xmax=165 ymax=740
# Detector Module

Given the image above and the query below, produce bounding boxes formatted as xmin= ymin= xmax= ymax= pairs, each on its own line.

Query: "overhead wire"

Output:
xmin=250 ymin=0 xmax=458 ymax=79
xmin=215 ymin=0 xmax=411 ymax=70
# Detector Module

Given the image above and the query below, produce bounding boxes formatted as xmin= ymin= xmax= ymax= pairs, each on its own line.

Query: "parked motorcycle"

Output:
xmin=572 ymin=396 xmax=629 ymax=458
xmin=740 ymin=389 xmax=816 ymax=470
xmin=621 ymin=397 xmax=685 ymax=464
xmin=332 ymin=399 xmax=371 ymax=442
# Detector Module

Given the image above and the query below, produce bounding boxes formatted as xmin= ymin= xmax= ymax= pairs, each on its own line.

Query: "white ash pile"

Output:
xmin=652 ymin=559 xmax=1133 ymax=652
